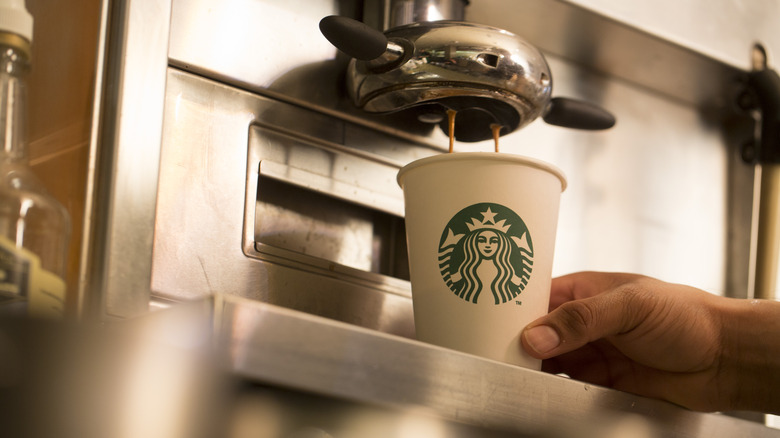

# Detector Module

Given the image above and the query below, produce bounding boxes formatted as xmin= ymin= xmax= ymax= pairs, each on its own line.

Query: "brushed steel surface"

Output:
xmin=388 ymin=0 xmax=468 ymax=27
xmin=152 ymin=68 xmax=427 ymax=337
xmin=466 ymin=0 xmax=744 ymax=111
xmin=559 ymin=0 xmax=780 ymax=71
xmin=169 ymin=0 xmax=754 ymax=112
xmin=214 ymin=295 xmax=780 ymax=438
xmin=78 ymin=0 xmax=110 ymax=318
xmin=226 ymin=384 xmax=529 ymax=438
xmin=250 ymin=125 xmax=408 ymax=274
xmin=168 ymin=0 xmax=343 ymax=101
xmin=81 ymin=0 xmax=171 ymax=318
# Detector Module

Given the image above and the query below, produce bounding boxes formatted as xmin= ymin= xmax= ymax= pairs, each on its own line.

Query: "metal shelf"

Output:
xmin=213 ymin=294 xmax=780 ymax=437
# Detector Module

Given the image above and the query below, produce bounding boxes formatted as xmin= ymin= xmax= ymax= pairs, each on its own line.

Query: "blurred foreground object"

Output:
xmin=0 ymin=0 xmax=70 ymax=318
xmin=2 ymin=295 xmax=779 ymax=437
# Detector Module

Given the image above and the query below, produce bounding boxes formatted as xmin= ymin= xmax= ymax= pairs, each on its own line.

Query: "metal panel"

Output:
xmin=81 ymin=0 xmax=172 ymax=318
xmin=152 ymin=69 xmax=430 ymax=337
xmin=466 ymin=0 xmax=745 ymax=111
xmin=251 ymin=125 xmax=408 ymax=275
xmin=214 ymin=295 xmax=780 ymax=438
xmin=559 ymin=0 xmax=780 ymax=70
xmin=168 ymin=0 xmax=756 ymax=113
xmin=168 ymin=0 xmax=346 ymax=106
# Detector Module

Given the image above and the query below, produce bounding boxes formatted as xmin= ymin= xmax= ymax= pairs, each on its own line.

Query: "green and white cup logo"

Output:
xmin=438 ymin=202 xmax=533 ymax=305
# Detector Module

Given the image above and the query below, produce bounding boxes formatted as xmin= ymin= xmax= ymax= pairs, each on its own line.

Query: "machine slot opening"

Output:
xmin=255 ymin=174 xmax=410 ymax=281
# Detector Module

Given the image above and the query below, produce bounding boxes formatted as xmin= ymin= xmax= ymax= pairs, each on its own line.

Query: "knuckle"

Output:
xmin=615 ymin=284 xmax=646 ymax=311
xmin=556 ymin=300 xmax=597 ymax=333
xmin=613 ymin=280 xmax=664 ymax=332
xmin=616 ymin=280 xmax=655 ymax=307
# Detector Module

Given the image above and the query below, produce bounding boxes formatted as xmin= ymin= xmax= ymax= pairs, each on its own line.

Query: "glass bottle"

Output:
xmin=0 ymin=4 xmax=71 ymax=319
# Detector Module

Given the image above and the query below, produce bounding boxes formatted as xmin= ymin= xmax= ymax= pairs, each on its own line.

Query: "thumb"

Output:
xmin=521 ymin=290 xmax=639 ymax=359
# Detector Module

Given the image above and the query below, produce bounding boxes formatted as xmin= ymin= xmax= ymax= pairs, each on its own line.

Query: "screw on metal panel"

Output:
xmin=742 ymin=140 xmax=758 ymax=163
xmin=752 ymin=43 xmax=768 ymax=71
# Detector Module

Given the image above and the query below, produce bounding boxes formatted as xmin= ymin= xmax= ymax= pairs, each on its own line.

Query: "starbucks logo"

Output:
xmin=438 ymin=203 xmax=533 ymax=305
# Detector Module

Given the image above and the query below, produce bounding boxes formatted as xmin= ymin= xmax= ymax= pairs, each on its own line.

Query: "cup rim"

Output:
xmin=397 ymin=152 xmax=567 ymax=192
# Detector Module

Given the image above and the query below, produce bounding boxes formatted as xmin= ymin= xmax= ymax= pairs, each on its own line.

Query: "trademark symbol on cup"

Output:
xmin=515 ymin=301 xmax=522 ymax=306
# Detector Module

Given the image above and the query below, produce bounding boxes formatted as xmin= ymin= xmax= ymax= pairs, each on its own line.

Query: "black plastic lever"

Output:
xmin=741 ymin=68 xmax=780 ymax=163
xmin=542 ymin=97 xmax=616 ymax=130
xmin=319 ymin=15 xmax=388 ymax=61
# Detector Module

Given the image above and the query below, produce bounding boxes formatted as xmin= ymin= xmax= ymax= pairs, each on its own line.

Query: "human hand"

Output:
xmin=520 ymin=271 xmax=780 ymax=413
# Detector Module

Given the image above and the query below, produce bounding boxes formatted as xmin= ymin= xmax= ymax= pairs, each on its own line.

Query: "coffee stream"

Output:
xmin=447 ymin=109 xmax=457 ymax=153
xmin=446 ymin=109 xmax=504 ymax=153
xmin=491 ymin=124 xmax=502 ymax=153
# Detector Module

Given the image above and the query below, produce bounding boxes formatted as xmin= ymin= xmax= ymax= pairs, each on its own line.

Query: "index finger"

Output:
xmin=549 ymin=271 xmax=642 ymax=310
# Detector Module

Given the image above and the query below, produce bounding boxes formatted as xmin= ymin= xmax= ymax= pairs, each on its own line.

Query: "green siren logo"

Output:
xmin=438 ymin=202 xmax=533 ymax=304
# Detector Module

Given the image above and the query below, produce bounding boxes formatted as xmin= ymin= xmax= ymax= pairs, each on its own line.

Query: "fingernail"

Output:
xmin=524 ymin=325 xmax=560 ymax=355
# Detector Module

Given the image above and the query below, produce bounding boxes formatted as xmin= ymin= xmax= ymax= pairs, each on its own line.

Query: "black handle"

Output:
xmin=744 ymin=68 xmax=780 ymax=163
xmin=542 ymin=97 xmax=616 ymax=130
xmin=319 ymin=15 xmax=388 ymax=61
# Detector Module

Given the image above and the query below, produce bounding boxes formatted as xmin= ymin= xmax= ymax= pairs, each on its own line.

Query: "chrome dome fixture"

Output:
xmin=319 ymin=9 xmax=615 ymax=142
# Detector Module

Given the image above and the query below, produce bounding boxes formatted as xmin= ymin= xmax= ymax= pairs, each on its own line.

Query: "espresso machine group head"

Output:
xmin=320 ymin=15 xmax=615 ymax=142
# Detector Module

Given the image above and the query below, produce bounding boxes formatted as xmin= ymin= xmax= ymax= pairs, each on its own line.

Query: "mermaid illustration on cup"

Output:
xmin=438 ymin=204 xmax=533 ymax=304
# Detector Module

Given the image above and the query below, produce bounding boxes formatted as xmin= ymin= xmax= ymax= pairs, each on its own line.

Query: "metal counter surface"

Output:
xmin=213 ymin=294 xmax=780 ymax=438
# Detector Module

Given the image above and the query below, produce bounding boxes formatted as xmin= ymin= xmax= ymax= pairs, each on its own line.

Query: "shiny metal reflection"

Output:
xmin=388 ymin=0 xmax=468 ymax=28
xmin=347 ymin=21 xmax=552 ymax=139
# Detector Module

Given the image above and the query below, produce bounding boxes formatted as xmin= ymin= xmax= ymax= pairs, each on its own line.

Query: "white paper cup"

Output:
xmin=397 ymin=152 xmax=566 ymax=369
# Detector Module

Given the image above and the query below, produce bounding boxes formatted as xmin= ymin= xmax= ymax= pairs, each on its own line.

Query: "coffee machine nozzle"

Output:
xmin=320 ymin=16 xmax=615 ymax=142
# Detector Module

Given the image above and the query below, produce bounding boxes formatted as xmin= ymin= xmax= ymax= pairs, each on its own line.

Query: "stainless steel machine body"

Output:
xmin=78 ymin=0 xmax=780 ymax=435
xmin=148 ymin=0 xmax=756 ymax=314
